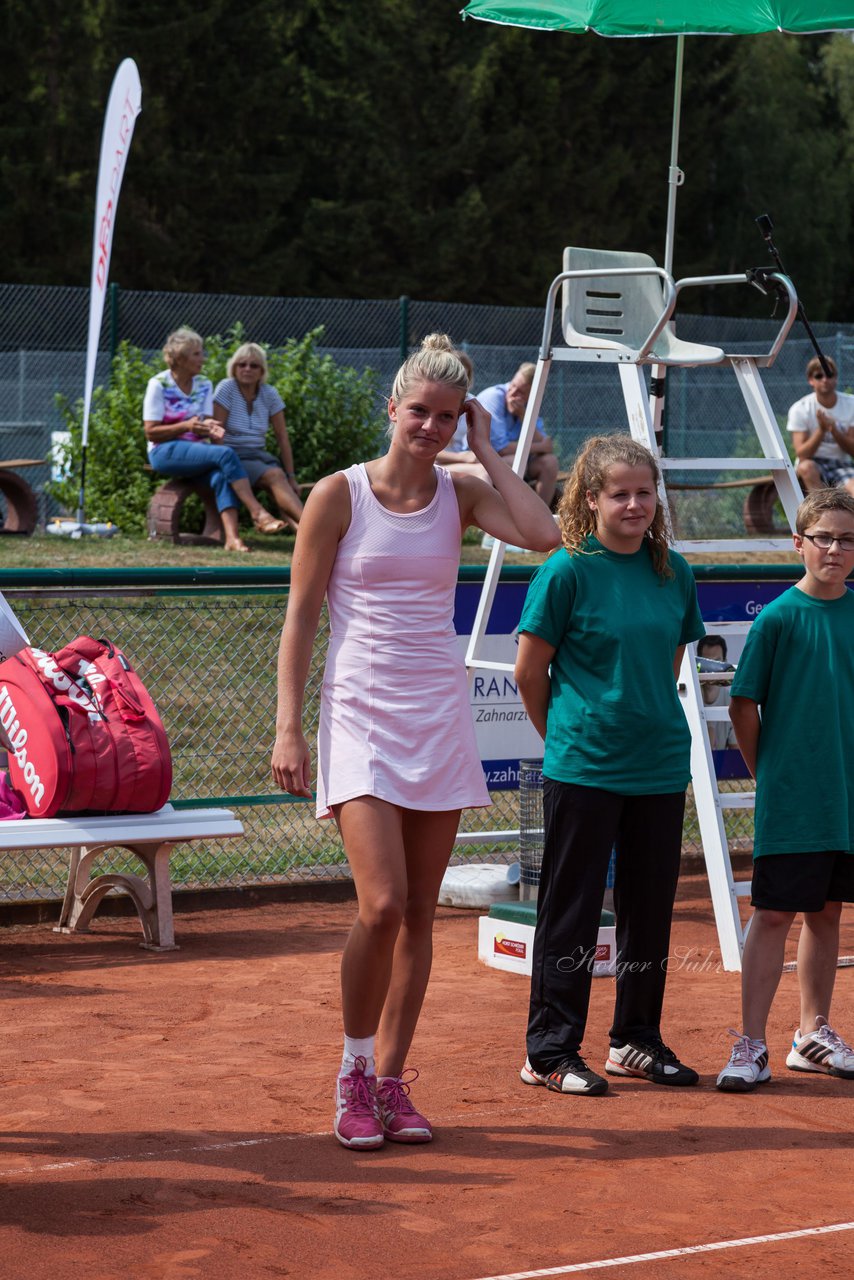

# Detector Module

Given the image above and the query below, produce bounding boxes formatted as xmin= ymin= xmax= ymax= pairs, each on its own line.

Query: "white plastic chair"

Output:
xmin=561 ymin=246 xmax=724 ymax=366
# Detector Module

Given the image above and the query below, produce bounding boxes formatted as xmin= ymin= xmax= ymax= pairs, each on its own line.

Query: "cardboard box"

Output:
xmin=478 ymin=911 xmax=617 ymax=979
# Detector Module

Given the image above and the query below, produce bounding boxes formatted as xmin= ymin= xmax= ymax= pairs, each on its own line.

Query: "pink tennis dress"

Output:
xmin=315 ymin=463 xmax=491 ymax=819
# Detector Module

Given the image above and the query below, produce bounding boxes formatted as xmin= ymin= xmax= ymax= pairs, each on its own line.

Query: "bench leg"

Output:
xmin=131 ymin=842 xmax=177 ymax=950
xmin=53 ymin=841 xmax=179 ymax=951
xmin=56 ymin=844 xmax=88 ymax=931
xmin=147 ymin=479 xmax=225 ymax=547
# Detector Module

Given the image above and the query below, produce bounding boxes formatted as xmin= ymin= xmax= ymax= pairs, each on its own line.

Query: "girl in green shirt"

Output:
xmin=515 ymin=434 xmax=704 ymax=1096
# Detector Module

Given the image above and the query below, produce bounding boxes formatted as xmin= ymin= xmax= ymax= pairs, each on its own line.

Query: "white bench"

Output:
xmin=0 ymin=803 xmax=244 ymax=951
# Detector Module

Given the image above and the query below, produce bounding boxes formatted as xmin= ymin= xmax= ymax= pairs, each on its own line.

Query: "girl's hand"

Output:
xmin=271 ymin=728 xmax=312 ymax=798
xmin=464 ymin=396 xmax=494 ymax=458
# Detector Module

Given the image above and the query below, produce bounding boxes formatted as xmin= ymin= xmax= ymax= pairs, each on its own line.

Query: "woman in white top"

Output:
xmin=271 ymin=333 xmax=559 ymax=1151
xmin=213 ymin=343 xmax=304 ymax=529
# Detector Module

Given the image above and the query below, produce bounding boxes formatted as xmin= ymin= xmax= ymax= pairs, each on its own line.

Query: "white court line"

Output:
xmin=467 ymin=1221 xmax=854 ymax=1280
xmin=0 ymin=1131 xmax=329 ymax=1178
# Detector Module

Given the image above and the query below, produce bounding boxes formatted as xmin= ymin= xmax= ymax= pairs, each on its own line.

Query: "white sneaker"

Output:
xmin=716 ymin=1030 xmax=771 ymax=1092
xmin=786 ymin=1017 xmax=854 ymax=1079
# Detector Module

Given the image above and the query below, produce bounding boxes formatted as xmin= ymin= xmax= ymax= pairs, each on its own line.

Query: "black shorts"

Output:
xmin=751 ymin=851 xmax=854 ymax=913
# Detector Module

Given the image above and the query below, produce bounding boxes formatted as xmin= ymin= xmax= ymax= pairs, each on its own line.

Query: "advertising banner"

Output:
xmin=455 ymin=576 xmax=801 ymax=788
xmin=81 ymin=60 xmax=142 ymax=450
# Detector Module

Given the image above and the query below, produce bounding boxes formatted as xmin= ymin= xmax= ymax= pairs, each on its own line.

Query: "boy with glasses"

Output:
xmin=787 ymin=356 xmax=854 ymax=496
xmin=717 ymin=489 xmax=854 ymax=1091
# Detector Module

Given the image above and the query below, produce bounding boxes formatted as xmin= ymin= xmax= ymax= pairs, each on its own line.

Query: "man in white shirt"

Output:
xmin=787 ymin=356 xmax=854 ymax=495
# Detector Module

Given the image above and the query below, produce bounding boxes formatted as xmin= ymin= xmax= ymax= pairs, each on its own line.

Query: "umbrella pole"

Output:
xmin=663 ymin=33 xmax=684 ymax=276
xmin=652 ymin=35 xmax=686 ymax=448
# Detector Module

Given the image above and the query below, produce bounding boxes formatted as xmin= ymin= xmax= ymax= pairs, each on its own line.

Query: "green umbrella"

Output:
xmin=461 ymin=1 xmax=854 ymax=38
xmin=462 ymin=1 xmax=854 ymax=270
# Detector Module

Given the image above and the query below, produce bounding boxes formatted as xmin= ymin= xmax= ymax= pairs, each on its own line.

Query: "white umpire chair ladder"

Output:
xmin=466 ymin=247 xmax=803 ymax=972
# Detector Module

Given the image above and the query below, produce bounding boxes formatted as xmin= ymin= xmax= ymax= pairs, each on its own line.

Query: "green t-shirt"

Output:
xmin=731 ymin=585 xmax=854 ymax=857
xmin=518 ymin=539 xmax=705 ymax=794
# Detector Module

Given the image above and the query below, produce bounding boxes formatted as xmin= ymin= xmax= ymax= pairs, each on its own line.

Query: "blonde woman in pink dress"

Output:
xmin=271 ymin=334 xmax=559 ymax=1150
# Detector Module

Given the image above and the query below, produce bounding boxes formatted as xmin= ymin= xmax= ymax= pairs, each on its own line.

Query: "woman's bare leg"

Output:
xmin=220 ymin=507 xmax=249 ymax=551
xmin=260 ymin=467 xmax=304 ymax=526
xmin=229 ymin=475 xmax=268 ymax=522
xmin=335 ymin=797 xmax=408 ymax=1037
xmin=376 ymin=808 xmax=461 ymax=1077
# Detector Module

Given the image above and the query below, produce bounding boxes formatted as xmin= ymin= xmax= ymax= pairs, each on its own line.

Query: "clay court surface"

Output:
xmin=1 ymin=874 xmax=852 ymax=1280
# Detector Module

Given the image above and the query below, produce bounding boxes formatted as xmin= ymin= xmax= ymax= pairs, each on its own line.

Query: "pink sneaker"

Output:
xmin=334 ymin=1056 xmax=383 ymax=1150
xmin=376 ymin=1069 xmax=433 ymax=1143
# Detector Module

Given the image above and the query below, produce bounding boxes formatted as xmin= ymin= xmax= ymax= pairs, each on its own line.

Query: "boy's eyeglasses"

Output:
xmin=802 ymin=533 xmax=854 ymax=552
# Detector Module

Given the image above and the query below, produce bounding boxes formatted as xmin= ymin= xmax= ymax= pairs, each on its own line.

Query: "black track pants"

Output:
xmin=526 ymin=779 xmax=686 ymax=1070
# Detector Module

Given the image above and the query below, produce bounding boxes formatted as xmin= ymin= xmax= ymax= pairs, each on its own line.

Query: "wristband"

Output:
xmin=286 ymin=471 xmax=296 ymax=478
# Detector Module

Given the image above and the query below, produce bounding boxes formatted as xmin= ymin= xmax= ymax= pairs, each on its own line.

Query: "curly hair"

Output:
xmin=557 ymin=434 xmax=672 ymax=578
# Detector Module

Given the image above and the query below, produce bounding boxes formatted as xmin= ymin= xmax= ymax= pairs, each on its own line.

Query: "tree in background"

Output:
xmin=820 ymin=33 xmax=854 ymax=316
xmin=682 ymin=34 xmax=850 ymax=320
xmin=0 ymin=0 xmax=117 ymax=284
xmin=0 ymin=3 xmax=851 ymax=318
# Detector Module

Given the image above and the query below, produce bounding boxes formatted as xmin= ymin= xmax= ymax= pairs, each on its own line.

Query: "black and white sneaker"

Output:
xmin=786 ymin=1017 xmax=854 ymax=1079
xmin=605 ymin=1037 xmax=699 ymax=1086
xmin=520 ymin=1055 xmax=608 ymax=1096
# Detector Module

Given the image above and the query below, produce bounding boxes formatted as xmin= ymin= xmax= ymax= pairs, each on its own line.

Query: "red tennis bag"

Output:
xmin=0 ymin=636 xmax=172 ymax=817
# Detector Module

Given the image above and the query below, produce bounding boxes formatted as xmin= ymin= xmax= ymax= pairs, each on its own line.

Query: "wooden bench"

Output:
xmin=666 ymin=475 xmax=782 ymax=536
xmin=0 ymin=459 xmax=44 ymax=536
xmin=0 ymin=804 xmax=244 ymax=950
xmin=147 ymin=477 xmax=225 ymax=546
xmin=147 ymin=475 xmax=314 ymax=545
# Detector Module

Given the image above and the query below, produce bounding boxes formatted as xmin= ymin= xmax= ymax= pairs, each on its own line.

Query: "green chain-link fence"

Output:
xmin=3 ymin=281 xmax=854 ymax=532
xmin=0 ymin=566 xmax=769 ymax=906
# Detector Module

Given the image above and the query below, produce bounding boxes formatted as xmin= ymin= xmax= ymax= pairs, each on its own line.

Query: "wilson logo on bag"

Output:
xmin=0 ymin=636 xmax=172 ymax=817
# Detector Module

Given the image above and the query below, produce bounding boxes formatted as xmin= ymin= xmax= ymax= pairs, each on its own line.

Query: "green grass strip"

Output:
xmin=171 ymin=793 xmax=315 ymax=808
